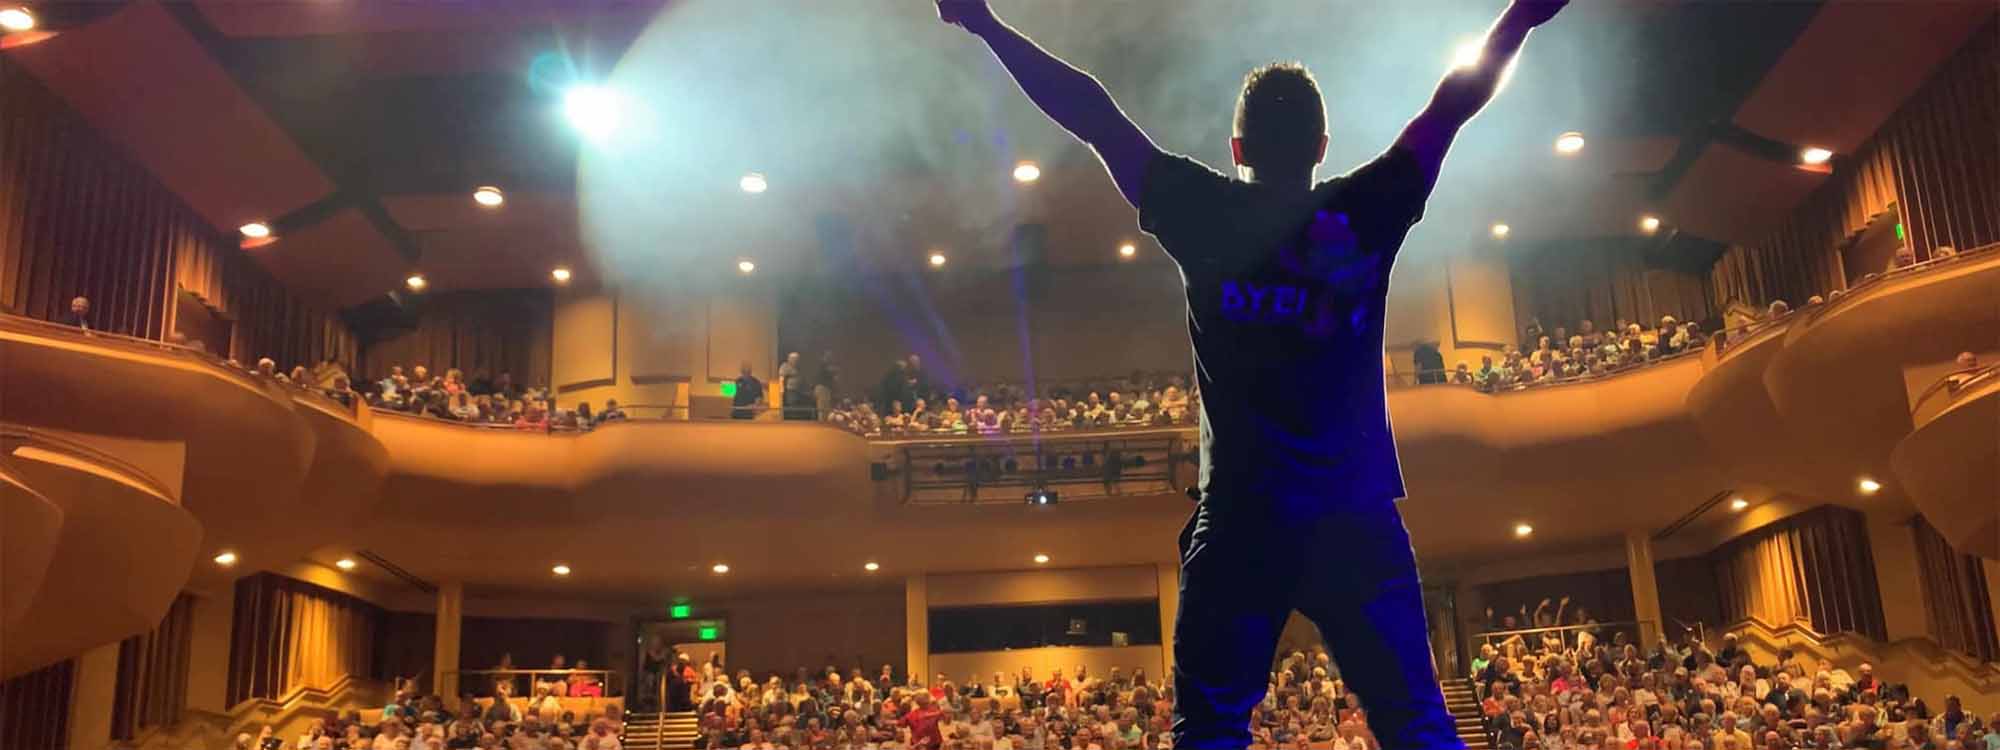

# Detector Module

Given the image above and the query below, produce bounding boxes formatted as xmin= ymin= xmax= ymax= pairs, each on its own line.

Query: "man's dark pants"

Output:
xmin=1171 ymin=494 xmax=1461 ymax=750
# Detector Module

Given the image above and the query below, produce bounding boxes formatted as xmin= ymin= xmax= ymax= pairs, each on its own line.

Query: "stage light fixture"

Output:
xmin=1033 ymin=554 xmax=1050 ymax=565
xmin=1512 ymin=523 xmax=1533 ymax=538
xmin=1 ymin=7 xmax=36 ymax=32
xmin=1491 ymin=223 xmax=1511 ymax=239
xmin=1118 ymin=243 xmax=1137 ymax=259
xmin=711 ymin=563 xmax=730 ymax=574
xmin=552 ymin=564 xmax=572 ymax=576
xmin=1800 ymin=147 xmax=1833 ymax=166
xmin=473 ymin=186 xmax=504 ymax=207
xmin=863 ymin=562 xmax=880 ymax=572
xmin=1025 ymin=488 xmax=1059 ymax=506
xmin=740 ymin=172 xmax=768 ymax=194
xmin=928 ymin=252 xmax=948 ymax=268
xmin=335 ymin=558 xmax=358 ymax=570
xmin=213 ymin=551 xmax=239 ymax=567
xmin=1555 ymin=132 xmax=1585 ymax=154
xmin=405 ymin=274 xmax=428 ymax=291
xmin=737 ymin=259 xmax=756 ymax=274
xmin=1857 ymin=477 xmax=1881 ymax=495
xmin=1640 ymin=215 xmax=1662 ymax=234
xmin=1729 ymin=497 xmax=1749 ymax=512
xmin=1013 ymin=161 xmax=1041 ymax=183
xmin=239 ymin=222 xmax=271 ymax=239
xmin=563 ymin=85 xmax=620 ymax=142
xmin=551 ymin=267 xmax=572 ymax=284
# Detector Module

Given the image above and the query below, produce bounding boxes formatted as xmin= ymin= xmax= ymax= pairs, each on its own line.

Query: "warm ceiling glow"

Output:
xmin=0 ymin=7 xmax=36 ymax=32
xmin=1554 ymin=132 xmax=1586 ymax=154
xmin=335 ymin=558 xmax=358 ymax=570
xmin=1033 ymin=554 xmax=1050 ymax=564
xmin=1800 ymin=147 xmax=1834 ymax=165
xmin=1857 ymin=478 xmax=1882 ymax=495
xmin=863 ymin=562 xmax=880 ymax=572
xmin=551 ymin=267 xmax=572 ymax=283
xmin=1640 ymin=215 xmax=1662 ymax=234
xmin=563 ymin=85 xmax=620 ymax=142
xmin=928 ymin=252 xmax=948 ymax=268
xmin=740 ymin=172 xmax=768 ymax=194
xmin=238 ymin=222 xmax=271 ymax=239
xmin=737 ymin=259 xmax=757 ymax=274
xmin=213 ymin=551 xmax=238 ymax=567
xmin=1490 ymin=223 xmax=1511 ymax=239
xmin=711 ymin=563 xmax=730 ymax=574
xmin=1729 ymin=497 xmax=1750 ymax=512
xmin=1118 ymin=243 xmax=1137 ymax=258
xmin=552 ymin=564 xmax=572 ymax=576
xmin=472 ymin=186 xmax=504 ymax=207
xmin=1512 ymin=523 xmax=1533 ymax=538
xmin=405 ymin=274 xmax=428 ymax=291
xmin=1452 ymin=38 xmax=1484 ymax=70
xmin=1012 ymin=161 xmax=1041 ymax=183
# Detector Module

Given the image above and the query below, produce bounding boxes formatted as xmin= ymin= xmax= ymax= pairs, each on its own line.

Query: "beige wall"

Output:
xmin=552 ymin=279 xmax=779 ymax=414
xmin=1863 ymin=511 xmax=1930 ymax=641
xmin=930 ymin=645 xmax=1166 ymax=687
xmin=928 ymin=566 xmax=1160 ymax=608
xmin=1384 ymin=249 xmax=1518 ymax=379
xmin=705 ymin=588 xmax=907 ymax=679
xmin=184 ymin=588 xmax=235 ymax=715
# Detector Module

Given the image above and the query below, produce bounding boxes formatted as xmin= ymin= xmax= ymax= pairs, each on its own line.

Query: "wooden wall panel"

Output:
xmin=624 ymin=287 xmax=703 ymax=382
xmin=552 ymin=293 xmax=616 ymax=390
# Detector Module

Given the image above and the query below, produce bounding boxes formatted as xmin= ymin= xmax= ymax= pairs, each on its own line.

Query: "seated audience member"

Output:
xmin=1945 ymin=352 xmax=1982 ymax=389
xmin=64 ymin=296 xmax=94 ymax=330
xmin=597 ymin=399 xmax=629 ymax=423
xmin=515 ymin=402 xmax=549 ymax=431
xmin=733 ymin=363 xmax=767 ymax=420
xmin=1452 ymin=362 xmax=1475 ymax=385
xmin=449 ymin=392 xmax=479 ymax=421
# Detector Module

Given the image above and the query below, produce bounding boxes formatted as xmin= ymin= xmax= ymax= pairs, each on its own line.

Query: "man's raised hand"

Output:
xmin=936 ymin=0 xmax=996 ymax=31
xmin=1507 ymin=0 xmax=1568 ymax=28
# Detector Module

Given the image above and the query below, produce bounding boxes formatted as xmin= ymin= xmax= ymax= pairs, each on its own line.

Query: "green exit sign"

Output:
xmin=718 ymin=381 xmax=737 ymax=398
xmin=670 ymin=604 xmax=692 ymax=619
xmin=698 ymin=626 xmax=718 ymax=641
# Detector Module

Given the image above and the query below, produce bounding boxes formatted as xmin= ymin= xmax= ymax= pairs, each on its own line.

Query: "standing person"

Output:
xmin=904 ymin=692 xmax=948 ymax=750
xmin=933 ymin=2 xmax=1569 ymax=750
xmin=732 ymin=363 xmax=766 ymax=420
xmin=780 ymin=351 xmax=811 ymax=420
xmin=814 ymin=351 xmax=841 ymax=422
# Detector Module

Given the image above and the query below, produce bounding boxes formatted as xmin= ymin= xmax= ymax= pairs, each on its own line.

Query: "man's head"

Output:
xmin=1232 ymin=63 xmax=1328 ymax=180
xmin=740 ymin=362 xmax=754 ymax=377
xmin=71 ymin=296 xmax=90 ymax=315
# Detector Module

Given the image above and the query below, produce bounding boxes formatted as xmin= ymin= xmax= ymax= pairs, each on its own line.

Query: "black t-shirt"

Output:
xmin=1138 ymin=147 xmax=1436 ymax=506
xmin=734 ymin=375 xmax=764 ymax=408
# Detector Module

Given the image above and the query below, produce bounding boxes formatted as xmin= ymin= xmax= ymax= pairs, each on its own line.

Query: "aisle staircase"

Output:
xmin=1442 ymin=678 xmax=1490 ymax=750
xmin=623 ymin=711 xmax=701 ymax=750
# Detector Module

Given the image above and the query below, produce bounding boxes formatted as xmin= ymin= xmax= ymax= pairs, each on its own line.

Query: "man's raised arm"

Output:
xmin=937 ymin=0 xmax=1161 ymax=207
xmin=1396 ymin=0 xmax=1568 ymax=175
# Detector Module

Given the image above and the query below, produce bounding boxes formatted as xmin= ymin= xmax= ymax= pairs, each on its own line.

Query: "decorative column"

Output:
xmin=1624 ymin=531 xmax=1664 ymax=650
xmin=434 ymin=582 xmax=463 ymax=706
xmin=1157 ymin=562 xmax=1180 ymax=677
xmin=905 ymin=575 xmax=929 ymax=684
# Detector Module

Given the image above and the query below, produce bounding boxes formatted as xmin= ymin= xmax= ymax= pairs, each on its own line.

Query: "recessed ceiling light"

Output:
xmin=563 ymin=85 xmax=620 ymax=142
xmin=1032 ymin=554 xmax=1050 ymax=564
xmin=1800 ymin=147 xmax=1834 ymax=166
xmin=1013 ymin=161 xmax=1041 ymax=183
xmin=335 ymin=558 xmax=357 ymax=570
xmin=1728 ymin=497 xmax=1749 ymax=512
xmin=551 ymin=267 xmax=572 ymax=283
xmin=737 ymin=259 xmax=756 ymax=274
xmin=239 ymin=222 xmax=271 ymax=239
xmin=928 ymin=252 xmax=948 ymax=268
xmin=863 ymin=562 xmax=880 ymax=572
xmin=552 ymin=564 xmax=572 ymax=576
xmin=1640 ymin=215 xmax=1662 ymax=234
xmin=1491 ymin=223 xmax=1511 ymax=239
xmin=473 ymin=186 xmax=504 ymax=207
xmin=740 ymin=172 xmax=768 ymax=194
xmin=1512 ymin=523 xmax=1533 ymax=538
xmin=0 ymin=7 xmax=35 ymax=32
xmin=1118 ymin=243 xmax=1137 ymax=258
xmin=213 ymin=551 xmax=239 ymax=567
xmin=711 ymin=563 xmax=730 ymax=574
xmin=405 ymin=274 xmax=428 ymax=291
xmin=1857 ymin=478 xmax=1881 ymax=495
xmin=1554 ymin=132 xmax=1585 ymax=154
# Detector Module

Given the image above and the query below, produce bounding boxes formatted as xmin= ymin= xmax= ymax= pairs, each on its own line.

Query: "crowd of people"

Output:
xmin=361 ymin=365 xmax=628 ymax=431
xmin=1467 ymin=626 xmax=1996 ymax=750
xmin=803 ymin=355 xmax=1202 ymax=438
xmin=243 ymin=684 xmax=628 ymax=750
xmin=1421 ymin=315 xmax=1712 ymax=393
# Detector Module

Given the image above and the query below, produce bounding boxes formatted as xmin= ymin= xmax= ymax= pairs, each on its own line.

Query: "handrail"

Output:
xmin=1910 ymin=364 xmax=2000 ymax=418
xmin=1388 ymin=347 xmax=1703 ymax=393
xmin=1725 ymin=615 xmax=2000 ymax=687
xmin=1711 ymin=240 xmax=2000 ymax=357
xmin=0 ymin=423 xmax=180 ymax=504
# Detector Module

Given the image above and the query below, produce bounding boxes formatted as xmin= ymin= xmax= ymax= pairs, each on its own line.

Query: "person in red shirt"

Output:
xmin=903 ymin=691 xmax=947 ymax=750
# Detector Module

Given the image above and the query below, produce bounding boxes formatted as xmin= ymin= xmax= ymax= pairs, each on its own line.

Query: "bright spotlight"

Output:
xmin=239 ymin=222 xmax=271 ymax=239
xmin=1729 ymin=498 xmax=1749 ymax=512
xmin=1490 ymin=223 xmax=1511 ymax=239
xmin=551 ymin=267 xmax=572 ymax=284
xmin=740 ymin=172 xmax=768 ymax=194
xmin=563 ymin=85 xmax=621 ymax=142
xmin=405 ymin=274 xmax=428 ymax=291
xmin=1013 ymin=161 xmax=1041 ymax=183
xmin=737 ymin=259 xmax=756 ymax=274
xmin=1512 ymin=523 xmax=1533 ymax=538
xmin=1640 ymin=215 xmax=1662 ymax=234
xmin=1 ymin=7 xmax=36 ymax=32
xmin=1800 ymin=147 xmax=1834 ymax=166
xmin=473 ymin=186 xmax=504 ymax=207
xmin=1118 ymin=243 xmax=1137 ymax=259
xmin=928 ymin=252 xmax=948 ymax=268
xmin=1452 ymin=38 xmax=1485 ymax=70
xmin=1555 ymin=132 xmax=1585 ymax=154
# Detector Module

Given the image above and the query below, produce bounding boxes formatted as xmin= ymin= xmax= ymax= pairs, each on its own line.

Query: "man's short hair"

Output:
xmin=1235 ymin=63 xmax=1326 ymax=171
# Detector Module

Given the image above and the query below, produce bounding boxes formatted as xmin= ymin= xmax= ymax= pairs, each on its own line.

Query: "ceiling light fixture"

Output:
xmin=1491 ymin=223 xmax=1511 ymax=239
xmin=552 ymin=564 xmax=572 ymax=576
xmin=335 ymin=558 xmax=358 ymax=570
xmin=1118 ymin=243 xmax=1137 ymax=259
xmin=737 ymin=259 xmax=756 ymax=274
xmin=740 ymin=172 xmax=768 ymax=194
xmin=1013 ymin=161 xmax=1041 ymax=183
xmin=1033 ymin=554 xmax=1050 ymax=564
xmin=1555 ymin=131 xmax=1585 ymax=154
xmin=1640 ymin=215 xmax=1662 ymax=234
xmin=711 ymin=563 xmax=730 ymax=574
xmin=405 ymin=274 xmax=428 ymax=291
xmin=213 ymin=551 xmax=239 ymax=567
xmin=1800 ymin=147 xmax=1834 ymax=166
xmin=473 ymin=186 xmax=504 ymax=207
xmin=863 ymin=562 xmax=880 ymax=572
xmin=1728 ymin=497 xmax=1749 ymax=512
xmin=928 ymin=252 xmax=948 ymax=268
xmin=551 ymin=267 xmax=572 ymax=284
xmin=1857 ymin=478 xmax=1881 ymax=495
xmin=1512 ymin=523 xmax=1534 ymax=538
xmin=0 ymin=7 xmax=35 ymax=32
xmin=239 ymin=222 xmax=272 ymax=239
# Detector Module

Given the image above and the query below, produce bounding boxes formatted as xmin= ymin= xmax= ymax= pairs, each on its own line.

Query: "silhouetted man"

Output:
xmin=936 ymin=1 xmax=1568 ymax=748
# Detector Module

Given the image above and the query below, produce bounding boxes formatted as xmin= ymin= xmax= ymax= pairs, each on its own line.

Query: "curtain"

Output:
xmin=1511 ymin=239 xmax=1719 ymax=340
xmin=0 ymin=56 xmax=355 ymax=370
xmin=1910 ymin=516 xmax=2000 ymax=662
xmin=1710 ymin=506 xmax=1887 ymax=641
xmin=0 ymin=659 xmax=74 ymax=750
xmin=227 ymin=574 xmax=382 ymax=706
xmin=355 ymin=290 xmax=554 ymax=387
xmin=1710 ymin=18 xmax=2000 ymax=309
xmin=111 ymin=594 xmax=195 ymax=741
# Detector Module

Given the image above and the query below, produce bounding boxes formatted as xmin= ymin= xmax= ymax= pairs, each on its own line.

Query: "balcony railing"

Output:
xmin=1470 ymin=620 xmax=1661 ymax=655
xmin=445 ymin=669 xmax=623 ymax=699
xmin=890 ymin=428 xmax=1194 ymax=505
